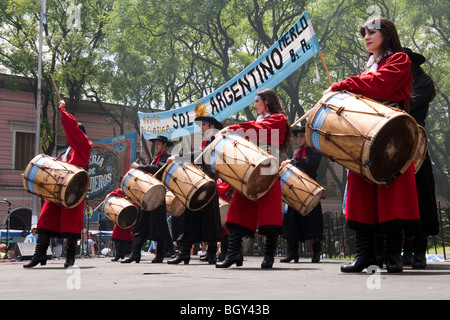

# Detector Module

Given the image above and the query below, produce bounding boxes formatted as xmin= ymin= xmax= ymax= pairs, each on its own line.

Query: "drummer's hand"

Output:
xmin=219 ymin=127 xmax=231 ymax=136
xmin=323 ymin=86 xmax=332 ymax=95
xmin=131 ymin=161 xmax=140 ymax=169
xmin=166 ymin=156 xmax=175 ymax=164
xmin=58 ymin=100 xmax=66 ymax=109
xmin=280 ymin=160 xmax=291 ymax=168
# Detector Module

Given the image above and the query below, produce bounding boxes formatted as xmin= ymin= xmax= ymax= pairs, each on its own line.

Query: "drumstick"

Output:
xmin=153 ymin=162 xmax=169 ymax=178
xmin=50 ymin=74 xmax=62 ymax=101
xmin=319 ymin=50 xmax=333 ymax=86
xmin=291 ymin=109 xmax=312 ymax=128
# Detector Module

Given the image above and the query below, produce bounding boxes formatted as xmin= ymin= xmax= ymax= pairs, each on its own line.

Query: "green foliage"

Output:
xmin=1 ymin=0 xmax=448 ymax=200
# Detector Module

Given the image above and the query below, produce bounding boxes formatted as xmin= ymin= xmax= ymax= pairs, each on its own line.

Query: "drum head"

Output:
xmin=117 ymin=205 xmax=139 ymax=229
xmin=141 ymin=185 xmax=166 ymax=211
xmin=369 ymin=116 xmax=416 ymax=182
xmin=245 ymin=157 xmax=278 ymax=200
xmin=64 ymin=171 xmax=89 ymax=208
xmin=188 ymin=181 xmax=216 ymax=211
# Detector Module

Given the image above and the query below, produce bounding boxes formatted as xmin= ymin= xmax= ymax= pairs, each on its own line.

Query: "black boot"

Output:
xmin=280 ymin=240 xmax=299 ymax=263
xmin=121 ymin=236 xmax=144 ymax=263
xmin=412 ymin=233 xmax=427 ymax=269
xmin=374 ymin=233 xmax=386 ymax=268
xmin=341 ymin=230 xmax=377 ymax=273
xmin=386 ymin=232 xmax=403 ymax=273
xmin=167 ymin=241 xmax=191 ymax=264
xmin=152 ymin=242 xmax=165 ymax=263
xmin=311 ymin=239 xmax=321 ymax=263
xmin=206 ymin=241 xmax=217 ymax=264
xmin=216 ymin=230 xmax=243 ymax=268
xmin=402 ymin=234 xmax=414 ymax=265
xmin=261 ymin=233 xmax=278 ymax=269
xmin=23 ymin=233 xmax=49 ymax=268
xmin=112 ymin=241 xmax=124 ymax=261
xmin=218 ymin=235 xmax=228 ymax=262
xmin=64 ymin=238 xmax=77 ymax=268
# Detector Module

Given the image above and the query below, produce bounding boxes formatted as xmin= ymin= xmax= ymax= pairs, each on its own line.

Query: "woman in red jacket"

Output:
xmin=216 ymin=88 xmax=292 ymax=269
xmin=324 ymin=17 xmax=420 ymax=273
xmin=24 ymin=100 xmax=92 ymax=268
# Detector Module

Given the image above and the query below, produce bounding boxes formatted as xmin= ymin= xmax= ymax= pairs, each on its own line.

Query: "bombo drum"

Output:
xmin=218 ymin=197 xmax=230 ymax=227
xmin=165 ymin=190 xmax=185 ymax=217
xmin=121 ymin=169 xmax=166 ymax=211
xmin=162 ymin=162 xmax=216 ymax=211
xmin=23 ymin=154 xmax=89 ymax=209
xmin=279 ymin=164 xmax=324 ymax=216
xmin=306 ymin=91 xmax=419 ymax=184
xmin=412 ymin=125 xmax=428 ymax=173
xmin=202 ymin=131 xmax=279 ymax=200
xmin=102 ymin=194 xmax=138 ymax=229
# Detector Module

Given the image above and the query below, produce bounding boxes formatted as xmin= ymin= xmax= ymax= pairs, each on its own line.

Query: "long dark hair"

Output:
xmin=360 ymin=17 xmax=411 ymax=110
xmin=256 ymin=88 xmax=292 ymax=154
xmin=360 ymin=17 xmax=403 ymax=57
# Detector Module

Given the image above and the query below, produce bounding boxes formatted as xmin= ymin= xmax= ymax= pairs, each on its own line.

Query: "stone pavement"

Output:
xmin=2 ymin=254 xmax=450 ymax=303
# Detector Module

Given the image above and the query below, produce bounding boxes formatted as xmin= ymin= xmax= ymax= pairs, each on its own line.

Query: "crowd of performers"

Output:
xmin=23 ymin=16 xmax=439 ymax=273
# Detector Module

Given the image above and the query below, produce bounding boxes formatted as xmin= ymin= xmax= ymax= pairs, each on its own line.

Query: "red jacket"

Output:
xmin=60 ymin=106 xmax=92 ymax=168
xmin=37 ymin=106 xmax=92 ymax=237
xmin=227 ymin=113 xmax=287 ymax=149
xmin=331 ymin=52 xmax=411 ymax=105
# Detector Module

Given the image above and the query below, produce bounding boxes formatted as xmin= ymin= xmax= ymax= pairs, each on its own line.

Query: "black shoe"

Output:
xmin=64 ymin=238 xmax=77 ymax=269
xmin=341 ymin=230 xmax=377 ymax=273
xmin=206 ymin=241 xmax=217 ymax=264
xmin=311 ymin=239 xmax=321 ymax=263
xmin=152 ymin=242 xmax=165 ymax=263
xmin=64 ymin=257 xmax=75 ymax=268
xmin=412 ymin=233 xmax=427 ymax=269
xmin=216 ymin=230 xmax=243 ymax=268
xmin=23 ymin=253 xmax=47 ymax=268
xmin=121 ymin=254 xmax=141 ymax=263
xmin=280 ymin=240 xmax=299 ymax=263
xmin=23 ymin=234 xmax=49 ymax=269
xmin=121 ymin=236 xmax=143 ymax=264
xmin=385 ymin=232 xmax=403 ymax=273
xmin=386 ymin=254 xmax=403 ymax=273
xmin=167 ymin=242 xmax=191 ymax=264
xmin=111 ymin=254 xmax=124 ymax=262
xmin=261 ymin=233 xmax=278 ymax=269
xmin=167 ymin=253 xmax=190 ymax=264
xmin=218 ymin=235 xmax=229 ymax=262
xmin=412 ymin=253 xmax=427 ymax=269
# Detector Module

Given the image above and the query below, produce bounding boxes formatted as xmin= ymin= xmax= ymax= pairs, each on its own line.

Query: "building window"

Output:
xmin=15 ymin=132 xmax=35 ymax=170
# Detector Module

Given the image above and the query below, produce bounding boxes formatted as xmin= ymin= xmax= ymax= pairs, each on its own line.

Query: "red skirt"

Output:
xmin=112 ymin=225 xmax=135 ymax=242
xmin=226 ymin=180 xmax=282 ymax=235
xmin=37 ymin=199 xmax=84 ymax=238
xmin=345 ymin=163 xmax=420 ymax=227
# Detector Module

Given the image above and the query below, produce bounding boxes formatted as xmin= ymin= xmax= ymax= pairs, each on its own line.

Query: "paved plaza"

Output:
xmin=2 ymin=254 xmax=450 ymax=302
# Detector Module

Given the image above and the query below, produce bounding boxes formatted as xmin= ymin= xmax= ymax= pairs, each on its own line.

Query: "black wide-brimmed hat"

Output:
xmin=150 ymin=135 xmax=173 ymax=147
xmin=292 ymin=126 xmax=305 ymax=135
xmin=195 ymin=116 xmax=224 ymax=130
xmin=403 ymin=48 xmax=426 ymax=66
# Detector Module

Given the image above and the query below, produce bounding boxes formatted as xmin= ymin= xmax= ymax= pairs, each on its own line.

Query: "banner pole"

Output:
xmin=319 ymin=50 xmax=333 ymax=86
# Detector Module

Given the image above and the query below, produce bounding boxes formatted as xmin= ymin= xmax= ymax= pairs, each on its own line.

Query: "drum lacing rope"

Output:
xmin=307 ymin=124 xmax=366 ymax=167
xmin=212 ymin=139 xmax=261 ymax=185
xmin=25 ymin=161 xmax=75 ymax=202
xmin=212 ymin=149 xmax=248 ymax=185
xmin=171 ymin=163 xmax=206 ymax=200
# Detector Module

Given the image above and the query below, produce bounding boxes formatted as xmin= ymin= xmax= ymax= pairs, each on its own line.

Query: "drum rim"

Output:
xmin=22 ymin=154 xmax=89 ymax=209
xmin=306 ymin=92 xmax=419 ymax=185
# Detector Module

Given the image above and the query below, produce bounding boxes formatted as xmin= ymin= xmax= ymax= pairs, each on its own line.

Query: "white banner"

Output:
xmin=138 ymin=11 xmax=320 ymax=140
